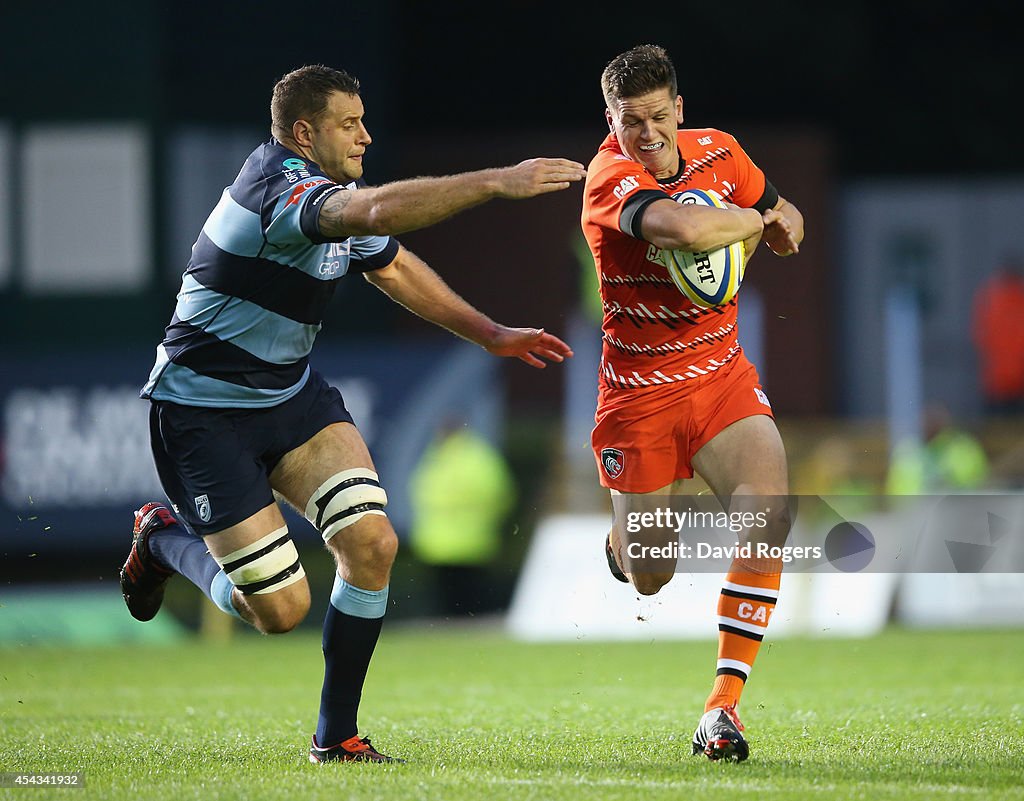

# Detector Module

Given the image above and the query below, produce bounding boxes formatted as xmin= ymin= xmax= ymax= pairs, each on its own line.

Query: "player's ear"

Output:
xmin=676 ymin=96 xmax=684 ymax=126
xmin=605 ymin=108 xmax=614 ymax=132
xmin=292 ymin=119 xmax=313 ymax=146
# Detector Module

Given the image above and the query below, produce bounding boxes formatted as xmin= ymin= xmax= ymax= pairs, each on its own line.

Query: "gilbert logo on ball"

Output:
xmin=665 ymin=189 xmax=745 ymax=308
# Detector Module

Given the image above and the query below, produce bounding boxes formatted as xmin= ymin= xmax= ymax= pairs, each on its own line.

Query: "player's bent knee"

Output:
xmin=245 ymin=577 xmax=311 ymax=634
xmin=746 ymin=500 xmax=793 ymax=548
xmin=633 ymin=572 xmax=674 ymax=596
xmin=769 ymin=502 xmax=792 ymax=532
xmin=305 ymin=468 xmax=389 ymax=543
xmin=358 ymin=519 xmax=399 ymax=565
xmin=327 ymin=518 xmax=399 ymax=586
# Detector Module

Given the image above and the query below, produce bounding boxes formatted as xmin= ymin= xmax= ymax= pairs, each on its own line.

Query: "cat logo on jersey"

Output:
xmin=613 ymin=175 xmax=640 ymax=200
xmin=601 ymin=448 xmax=625 ymax=479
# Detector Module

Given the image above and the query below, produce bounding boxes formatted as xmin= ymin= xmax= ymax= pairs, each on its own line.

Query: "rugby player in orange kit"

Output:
xmin=582 ymin=44 xmax=804 ymax=762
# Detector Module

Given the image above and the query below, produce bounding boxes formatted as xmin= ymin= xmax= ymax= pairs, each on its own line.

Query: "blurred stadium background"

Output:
xmin=1 ymin=0 xmax=1023 ymax=645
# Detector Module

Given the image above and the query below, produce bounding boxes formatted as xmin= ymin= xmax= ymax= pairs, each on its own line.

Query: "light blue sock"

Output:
xmin=330 ymin=576 xmax=389 ymax=618
xmin=210 ymin=570 xmax=242 ymax=619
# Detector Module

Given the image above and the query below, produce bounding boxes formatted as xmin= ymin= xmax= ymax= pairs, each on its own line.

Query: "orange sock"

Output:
xmin=704 ymin=556 xmax=782 ymax=712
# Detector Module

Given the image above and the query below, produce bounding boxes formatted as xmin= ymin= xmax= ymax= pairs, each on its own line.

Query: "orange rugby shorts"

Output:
xmin=591 ymin=353 xmax=773 ymax=493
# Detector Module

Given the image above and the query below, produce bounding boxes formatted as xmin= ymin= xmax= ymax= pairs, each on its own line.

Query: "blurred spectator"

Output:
xmin=972 ymin=255 xmax=1024 ymax=415
xmin=408 ymin=421 xmax=516 ymax=616
xmin=791 ymin=434 xmax=880 ymax=532
xmin=886 ymin=404 xmax=989 ymax=494
xmin=793 ymin=435 xmax=877 ymax=497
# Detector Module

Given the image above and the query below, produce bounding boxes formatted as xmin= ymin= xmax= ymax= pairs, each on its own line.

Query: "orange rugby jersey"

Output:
xmin=581 ymin=128 xmax=777 ymax=391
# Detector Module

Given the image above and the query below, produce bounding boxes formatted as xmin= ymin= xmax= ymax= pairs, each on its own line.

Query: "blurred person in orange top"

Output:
xmin=972 ymin=254 xmax=1024 ymax=416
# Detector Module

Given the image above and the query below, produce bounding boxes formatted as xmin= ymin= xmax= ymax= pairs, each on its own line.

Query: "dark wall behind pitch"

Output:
xmin=5 ymin=0 xmax=1019 ymax=178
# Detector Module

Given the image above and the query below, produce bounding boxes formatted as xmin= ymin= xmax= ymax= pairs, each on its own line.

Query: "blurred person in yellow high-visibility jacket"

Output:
xmin=886 ymin=404 xmax=990 ymax=495
xmin=409 ymin=422 xmax=516 ymax=615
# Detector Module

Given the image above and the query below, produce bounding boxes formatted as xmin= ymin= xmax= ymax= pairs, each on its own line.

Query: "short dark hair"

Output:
xmin=601 ymin=44 xmax=677 ymax=106
xmin=271 ymin=65 xmax=360 ymax=138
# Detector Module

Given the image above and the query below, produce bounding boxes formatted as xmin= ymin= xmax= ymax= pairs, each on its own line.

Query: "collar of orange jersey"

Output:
xmin=654 ymin=148 xmax=686 ymax=184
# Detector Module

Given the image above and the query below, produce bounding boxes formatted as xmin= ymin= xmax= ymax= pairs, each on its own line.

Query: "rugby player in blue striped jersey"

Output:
xmin=120 ymin=64 xmax=585 ymax=764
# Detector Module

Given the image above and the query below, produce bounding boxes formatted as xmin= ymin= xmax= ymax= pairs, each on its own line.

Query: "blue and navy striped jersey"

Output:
xmin=142 ymin=140 xmax=399 ymax=408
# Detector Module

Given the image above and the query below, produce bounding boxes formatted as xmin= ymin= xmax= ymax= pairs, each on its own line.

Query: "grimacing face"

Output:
xmin=303 ymin=90 xmax=372 ymax=183
xmin=605 ymin=88 xmax=683 ymax=179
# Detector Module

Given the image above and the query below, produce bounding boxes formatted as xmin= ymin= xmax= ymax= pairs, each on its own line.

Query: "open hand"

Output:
xmin=496 ymin=159 xmax=587 ymax=198
xmin=485 ymin=326 xmax=574 ymax=368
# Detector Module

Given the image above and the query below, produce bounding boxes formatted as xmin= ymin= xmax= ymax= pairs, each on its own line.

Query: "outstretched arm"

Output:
xmin=364 ymin=247 xmax=574 ymax=369
xmin=319 ymin=158 xmax=586 ymax=239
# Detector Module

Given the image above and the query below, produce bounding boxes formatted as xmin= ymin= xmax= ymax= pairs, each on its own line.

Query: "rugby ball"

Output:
xmin=665 ymin=189 xmax=745 ymax=308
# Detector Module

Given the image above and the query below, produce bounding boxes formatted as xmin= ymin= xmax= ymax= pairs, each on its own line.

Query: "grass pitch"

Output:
xmin=2 ymin=625 xmax=1023 ymax=801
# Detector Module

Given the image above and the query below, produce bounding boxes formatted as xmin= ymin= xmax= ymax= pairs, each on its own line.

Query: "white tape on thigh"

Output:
xmin=213 ymin=526 xmax=305 ymax=595
xmin=305 ymin=468 xmax=388 ymax=542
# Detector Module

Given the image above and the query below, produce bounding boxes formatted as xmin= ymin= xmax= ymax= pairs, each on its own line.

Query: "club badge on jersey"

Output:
xmin=602 ymin=448 xmax=625 ymax=479
xmin=194 ymin=494 xmax=212 ymax=524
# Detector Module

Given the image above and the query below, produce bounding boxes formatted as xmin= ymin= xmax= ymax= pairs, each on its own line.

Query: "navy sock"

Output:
xmin=148 ymin=523 xmax=227 ymax=610
xmin=315 ymin=577 xmax=388 ymax=747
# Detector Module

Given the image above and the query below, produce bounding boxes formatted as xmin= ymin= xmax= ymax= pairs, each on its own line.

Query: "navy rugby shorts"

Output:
xmin=148 ymin=370 xmax=354 ymax=536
